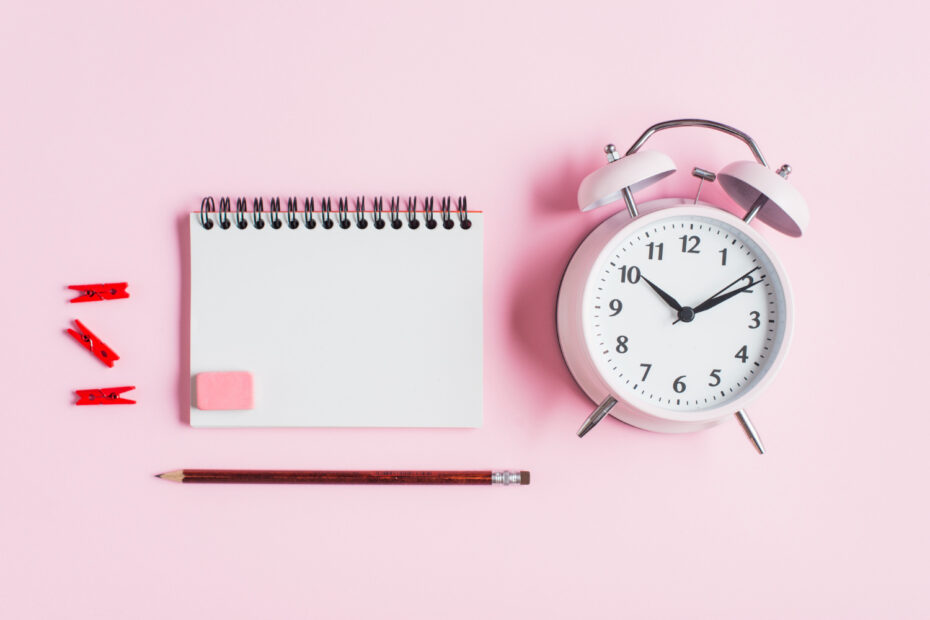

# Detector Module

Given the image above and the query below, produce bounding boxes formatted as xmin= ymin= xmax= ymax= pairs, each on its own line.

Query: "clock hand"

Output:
xmin=673 ymin=266 xmax=763 ymax=324
xmin=693 ymin=276 xmax=765 ymax=314
xmin=642 ymin=276 xmax=701 ymax=324
xmin=640 ymin=275 xmax=682 ymax=312
xmin=671 ymin=266 xmax=765 ymax=325
xmin=704 ymin=266 xmax=761 ymax=302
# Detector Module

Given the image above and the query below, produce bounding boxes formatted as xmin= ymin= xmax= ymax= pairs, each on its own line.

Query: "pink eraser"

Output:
xmin=195 ymin=371 xmax=254 ymax=410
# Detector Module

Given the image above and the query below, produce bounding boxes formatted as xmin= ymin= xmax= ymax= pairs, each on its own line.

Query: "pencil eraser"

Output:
xmin=195 ymin=372 xmax=253 ymax=410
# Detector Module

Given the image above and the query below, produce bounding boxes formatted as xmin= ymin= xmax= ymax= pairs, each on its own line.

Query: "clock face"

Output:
xmin=583 ymin=211 xmax=788 ymax=416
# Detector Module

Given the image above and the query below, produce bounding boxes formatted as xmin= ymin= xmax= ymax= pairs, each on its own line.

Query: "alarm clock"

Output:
xmin=556 ymin=119 xmax=808 ymax=452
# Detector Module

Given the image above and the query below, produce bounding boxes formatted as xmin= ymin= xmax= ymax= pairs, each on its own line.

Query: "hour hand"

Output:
xmin=640 ymin=275 xmax=682 ymax=312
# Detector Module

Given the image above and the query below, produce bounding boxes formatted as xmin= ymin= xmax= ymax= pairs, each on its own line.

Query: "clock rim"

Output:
xmin=556 ymin=200 xmax=794 ymax=432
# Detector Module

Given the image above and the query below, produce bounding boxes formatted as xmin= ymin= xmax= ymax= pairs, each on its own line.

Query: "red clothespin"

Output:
xmin=68 ymin=282 xmax=129 ymax=303
xmin=66 ymin=319 xmax=120 ymax=367
xmin=75 ymin=386 xmax=136 ymax=405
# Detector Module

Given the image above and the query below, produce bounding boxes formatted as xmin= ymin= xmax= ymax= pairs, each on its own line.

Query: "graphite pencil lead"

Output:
xmin=156 ymin=470 xmax=185 ymax=482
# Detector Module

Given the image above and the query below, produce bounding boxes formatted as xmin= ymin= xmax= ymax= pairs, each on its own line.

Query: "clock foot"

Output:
xmin=577 ymin=395 xmax=618 ymax=437
xmin=735 ymin=409 xmax=765 ymax=455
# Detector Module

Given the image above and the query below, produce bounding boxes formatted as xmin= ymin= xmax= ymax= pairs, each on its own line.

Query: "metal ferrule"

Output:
xmin=491 ymin=471 xmax=522 ymax=485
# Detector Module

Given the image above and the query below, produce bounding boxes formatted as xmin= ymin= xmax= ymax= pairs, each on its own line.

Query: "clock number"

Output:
xmin=678 ymin=235 xmax=701 ymax=253
xmin=748 ymin=311 xmax=761 ymax=329
xmin=639 ymin=363 xmax=652 ymax=381
xmin=619 ymin=265 xmax=641 ymax=284
xmin=735 ymin=345 xmax=748 ymax=363
xmin=646 ymin=242 xmax=664 ymax=260
xmin=615 ymin=335 xmax=629 ymax=354
xmin=673 ymin=375 xmax=687 ymax=393
xmin=608 ymin=299 xmax=623 ymax=316
xmin=708 ymin=369 xmax=722 ymax=387
xmin=719 ymin=248 xmax=727 ymax=265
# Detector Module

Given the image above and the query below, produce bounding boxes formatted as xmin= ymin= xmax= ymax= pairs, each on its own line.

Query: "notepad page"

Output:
xmin=189 ymin=213 xmax=483 ymax=427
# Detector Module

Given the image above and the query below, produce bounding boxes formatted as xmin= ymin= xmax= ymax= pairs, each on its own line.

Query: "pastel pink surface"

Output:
xmin=2 ymin=2 xmax=929 ymax=619
xmin=195 ymin=372 xmax=253 ymax=410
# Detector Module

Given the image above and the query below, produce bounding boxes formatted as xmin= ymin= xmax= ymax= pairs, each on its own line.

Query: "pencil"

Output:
xmin=156 ymin=469 xmax=530 ymax=486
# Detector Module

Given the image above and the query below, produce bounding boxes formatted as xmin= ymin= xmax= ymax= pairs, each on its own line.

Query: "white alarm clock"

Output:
xmin=557 ymin=119 xmax=808 ymax=452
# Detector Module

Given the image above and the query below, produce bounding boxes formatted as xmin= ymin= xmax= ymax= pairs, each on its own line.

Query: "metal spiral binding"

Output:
xmin=440 ymin=196 xmax=454 ymax=229
xmin=218 ymin=197 xmax=231 ymax=229
xmin=269 ymin=197 xmax=282 ymax=229
xmin=372 ymin=196 xmax=385 ymax=229
xmin=198 ymin=195 xmax=471 ymax=230
xmin=252 ymin=197 xmax=265 ymax=229
xmin=321 ymin=197 xmax=333 ymax=229
xmin=286 ymin=197 xmax=300 ymax=229
xmin=355 ymin=197 xmax=368 ymax=229
xmin=303 ymin=197 xmax=316 ymax=229
xmin=236 ymin=198 xmax=248 ymax=229
xmin=390 ymin=196 xmax=402 ymax=229
xmin=423 ymin=196 xmax=436 ymax=229
xmin=337 ymin=197 xmax=350 ymax=229
xmin=200 ymin=197 xmax=215 ymax=229
xmin=406 ymin=197 xmax=419 ymax=229
xmin=458 ymin=196 xmax=471 ymax=229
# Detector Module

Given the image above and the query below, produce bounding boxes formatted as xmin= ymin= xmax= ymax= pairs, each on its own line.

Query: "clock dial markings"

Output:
xmin=588 ymin=214 xmax=786 ymax=413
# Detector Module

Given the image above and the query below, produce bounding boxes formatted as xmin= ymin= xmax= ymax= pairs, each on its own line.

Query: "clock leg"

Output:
xmin=735 ymin=409 xmax=765 ymax=455
xmin=620 ymin=187 xmax=639 ymax=218
xmin=577 ymin=395 xmax=618 ymax=438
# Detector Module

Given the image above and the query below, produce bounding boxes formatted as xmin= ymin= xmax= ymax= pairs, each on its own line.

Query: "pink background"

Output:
xmin=3 ymin=1 xmax=928 ymax=618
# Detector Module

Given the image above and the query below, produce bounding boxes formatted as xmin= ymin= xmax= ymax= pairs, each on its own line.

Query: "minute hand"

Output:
xmin=693 ymin=277 xmax=765 ymax=314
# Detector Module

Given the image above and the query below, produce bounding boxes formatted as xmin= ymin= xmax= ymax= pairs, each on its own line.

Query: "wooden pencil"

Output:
xmin=157 ymin=469 xmax=530 ymax=486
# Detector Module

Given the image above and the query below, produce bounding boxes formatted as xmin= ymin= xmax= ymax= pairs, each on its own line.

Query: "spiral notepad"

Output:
xmin=189 ymin=196 xmax=482 ymax=428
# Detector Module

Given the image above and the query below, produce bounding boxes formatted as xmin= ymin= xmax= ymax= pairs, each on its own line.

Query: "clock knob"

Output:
xmin=604 ymin=144 xmax=621 ymax=163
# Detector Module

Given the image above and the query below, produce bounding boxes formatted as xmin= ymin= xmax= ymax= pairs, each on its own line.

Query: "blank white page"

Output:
xmin=189 ymin=211 xmax=482 ymax=427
